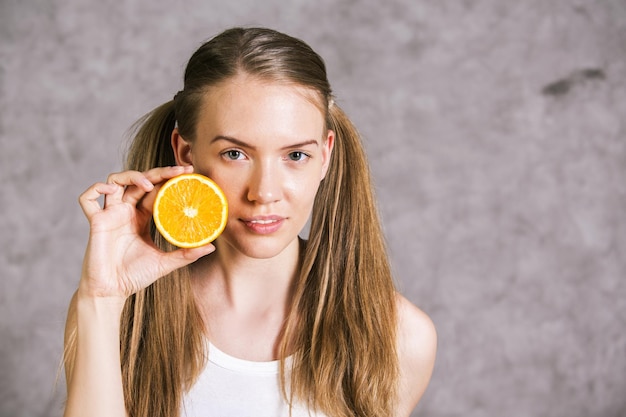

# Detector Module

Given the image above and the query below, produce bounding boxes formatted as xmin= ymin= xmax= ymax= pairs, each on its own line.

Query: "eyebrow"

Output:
xmin=211 ymin=135 xmax=319 ymax=150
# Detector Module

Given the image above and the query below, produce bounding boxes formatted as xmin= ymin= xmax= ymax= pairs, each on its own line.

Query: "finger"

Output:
xmin=78 ymin=183 xmax=119 ymax=219
xmin=106 ymin=166 xmax=192 ymax=188
xmin=103 ymin=166 xmax=192 ymax=210
xmin=137 ymin=183 xmax=160 ymax=214
xmin=127 ymin=165 xmax=193 ymax=209
xmin=111 ymin=165 xmax=190 ymax=187
xmin=121 ymin=176 xmax=156 ymax=207
xmin=107 ymin=170 xmax=153 ymax=190
xmin=103 ymin=182 xmax=125 ymax=208
xmin=156 ymin=244 xmax=216 ymax=278
xmin=142 ymin=165 xmax=193 ymax=185
xmin=106 ymin=170 xmax=157 ymax=207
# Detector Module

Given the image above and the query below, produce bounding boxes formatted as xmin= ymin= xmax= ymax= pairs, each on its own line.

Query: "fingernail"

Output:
xmin=142 ymin=178 xmax=153 ymax=188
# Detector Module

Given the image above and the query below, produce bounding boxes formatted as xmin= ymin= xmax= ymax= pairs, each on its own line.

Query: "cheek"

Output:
xmin=288 ymin=173 xmax=322 ymax=205
xmin=190 ymin=154 xmax=226 ymax=180
xmin=190 ymin=163 xmax=238 ymax=198
xmin=206 ymin=170 xmax=244 ymax=199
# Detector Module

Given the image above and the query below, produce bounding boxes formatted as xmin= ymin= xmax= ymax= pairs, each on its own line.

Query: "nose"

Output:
xmin=246 ymin=160 xmax=282 ymax=204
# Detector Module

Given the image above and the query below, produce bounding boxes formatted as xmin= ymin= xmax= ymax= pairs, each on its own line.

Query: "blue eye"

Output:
xmin=288 ymin=151 xmax=308 ymax=161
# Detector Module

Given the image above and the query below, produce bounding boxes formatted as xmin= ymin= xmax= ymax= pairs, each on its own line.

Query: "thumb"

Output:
xmin=157 ymin=244 xmax=216 ymax=277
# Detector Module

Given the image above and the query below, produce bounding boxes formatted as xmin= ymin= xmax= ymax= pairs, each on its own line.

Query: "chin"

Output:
xmin=215 ymin=234 xmax=298 ymax=260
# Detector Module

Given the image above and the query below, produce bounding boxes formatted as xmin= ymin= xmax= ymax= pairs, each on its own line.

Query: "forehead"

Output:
xmin=195 ymin=75 xmax=326 ymax=142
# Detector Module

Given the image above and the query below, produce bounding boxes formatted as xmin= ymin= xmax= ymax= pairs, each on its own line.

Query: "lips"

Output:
xmin=240 ymin=215 xmax=285 ymax=234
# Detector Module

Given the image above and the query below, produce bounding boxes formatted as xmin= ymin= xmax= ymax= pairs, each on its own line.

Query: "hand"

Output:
xmin=77 ymin=166 xmax=215 ymax=300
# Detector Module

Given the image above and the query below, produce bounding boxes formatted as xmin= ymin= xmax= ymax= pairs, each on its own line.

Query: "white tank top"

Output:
xmin=181 ymin=342 xmax=329 ymax=417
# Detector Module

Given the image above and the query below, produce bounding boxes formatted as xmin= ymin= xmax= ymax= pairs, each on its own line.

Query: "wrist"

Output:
xmin=75 ymin=290 xmax=127 ymax=315
xmin=77 ymin=275 xmax=129 ymax=303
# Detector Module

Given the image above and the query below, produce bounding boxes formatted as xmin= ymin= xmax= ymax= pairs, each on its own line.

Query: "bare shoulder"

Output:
xmin=395 ymin=292 xmax=437 ymax=416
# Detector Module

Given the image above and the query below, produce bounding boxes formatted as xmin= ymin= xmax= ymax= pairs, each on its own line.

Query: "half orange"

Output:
xmin=153 ymin=173 xmax=228 ymax=248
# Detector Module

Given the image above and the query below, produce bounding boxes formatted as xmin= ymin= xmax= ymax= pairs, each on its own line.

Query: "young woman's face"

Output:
xmin=173 ymin=75 xmax=334 ymax=259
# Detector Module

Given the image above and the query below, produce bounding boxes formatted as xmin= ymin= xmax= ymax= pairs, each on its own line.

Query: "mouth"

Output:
xmin=240 ymin=215 xmax=286 ymax=234
xmin=248 ymin=219 xmax=280 ymax=224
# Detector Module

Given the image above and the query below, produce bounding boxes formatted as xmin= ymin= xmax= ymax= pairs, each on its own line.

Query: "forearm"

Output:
xmin=64 ymin=294 xmax=127 ymax=417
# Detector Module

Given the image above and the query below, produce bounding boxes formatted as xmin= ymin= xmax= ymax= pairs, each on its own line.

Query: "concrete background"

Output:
xmin=1 ymin=0 xmax=625 ymax=416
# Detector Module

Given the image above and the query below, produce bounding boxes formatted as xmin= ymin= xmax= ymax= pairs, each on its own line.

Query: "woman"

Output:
xmin=63 ymin=27 xmax=436 ymax=417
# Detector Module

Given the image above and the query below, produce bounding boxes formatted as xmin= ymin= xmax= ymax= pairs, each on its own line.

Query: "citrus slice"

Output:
xmin=153 ymin=173 xmax=228 ymax=248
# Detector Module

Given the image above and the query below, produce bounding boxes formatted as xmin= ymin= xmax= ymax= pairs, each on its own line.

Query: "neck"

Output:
xmin=191 ymin=238 xmax=302 ymax=314
xmin=189 ymin=238 xmax=303 ymax=360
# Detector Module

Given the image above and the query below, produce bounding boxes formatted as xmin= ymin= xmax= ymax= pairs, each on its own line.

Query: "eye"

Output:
xmin=223 ymin=150 xmax=244 ymax=160
xmin=287 ymin=151 xmax=309 ymax=162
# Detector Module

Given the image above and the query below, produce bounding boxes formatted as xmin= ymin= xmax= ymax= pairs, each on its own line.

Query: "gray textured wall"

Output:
xmin=1 ymin=0 xmax=625 ymax=416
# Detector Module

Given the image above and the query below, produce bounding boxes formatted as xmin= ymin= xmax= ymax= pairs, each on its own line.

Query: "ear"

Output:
xmin=171 ymin=128 xmax=193 ymax=166
xmin=320 ymin=129 xmax=335 ymax=180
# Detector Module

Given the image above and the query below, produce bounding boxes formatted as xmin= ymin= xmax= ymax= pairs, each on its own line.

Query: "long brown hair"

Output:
xmin=119 ymin=27 xmax=397 ymax=416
